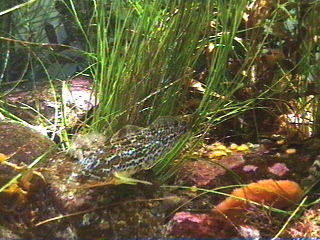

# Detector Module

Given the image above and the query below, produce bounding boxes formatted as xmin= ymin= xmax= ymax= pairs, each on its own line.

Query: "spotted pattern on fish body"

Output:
xmin=75 ymin=116 xmax=189 ymax=185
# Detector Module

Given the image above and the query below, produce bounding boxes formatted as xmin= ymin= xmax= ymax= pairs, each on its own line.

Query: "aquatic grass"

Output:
xmin=0 ymin=0 xmax=92 ymax=147
xmin=1 ymin=1 xmax=319 ymax=153
xmin=0 ymin=1 xmax=319 ymax=237
xmin=0 ymin=0 xmax=266 ymax=150
xmin=82 ymin=0 xmax=259 ymax=180
xmin=154 ymin=0 xmax=253 ymax=178
xmin=297 ymin=1 xmax=320 ymax=137
xmin=273 ymin=196 xmax=308 ymax=238
xmin=162 ymin=184 xmax=305 ymax=217
xmin=0 ymin=0 xmax=37 ymax=18
xmin=2 ymin=1 xmax=317 ymax=188
xmin=89 ymin=1 xmax=213 ymax=133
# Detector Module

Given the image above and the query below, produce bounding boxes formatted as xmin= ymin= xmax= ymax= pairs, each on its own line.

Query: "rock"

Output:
xmin=178 ymin=153 xmax=245 ymax=188
xmin=0 ymin=121 xmax=74 ymax=239
xmin=268 ymin=162 xmax=289 ymax=177
xmin=0 ymin=121 xmax=55 ymax=181
xmin=1 ymin=76 xmax=96 ymax=133
xmin=167 ymin=211 xmax=238 ymax=238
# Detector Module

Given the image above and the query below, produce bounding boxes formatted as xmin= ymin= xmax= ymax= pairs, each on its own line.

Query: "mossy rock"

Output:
xmin=0 ymin=121 xmax=56 ymax=182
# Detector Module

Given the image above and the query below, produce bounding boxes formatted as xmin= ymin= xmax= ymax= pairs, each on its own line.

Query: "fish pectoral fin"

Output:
xmin=113 ymin=172 xmax=152 ymax=185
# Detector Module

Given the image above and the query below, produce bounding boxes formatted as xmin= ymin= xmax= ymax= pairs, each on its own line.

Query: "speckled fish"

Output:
xmin=72 ymin=116 xmax=189 ymax=185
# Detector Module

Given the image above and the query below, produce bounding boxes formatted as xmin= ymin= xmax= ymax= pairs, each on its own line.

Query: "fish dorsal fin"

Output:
xmin=150 ymin=116 xmax=179 ymax=128
xmin=110 ymin=125 xmax=142 ymax=143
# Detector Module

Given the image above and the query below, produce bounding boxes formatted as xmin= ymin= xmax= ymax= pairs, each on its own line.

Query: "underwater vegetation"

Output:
xmin=0 ymin=0 xmax=320 ymax=238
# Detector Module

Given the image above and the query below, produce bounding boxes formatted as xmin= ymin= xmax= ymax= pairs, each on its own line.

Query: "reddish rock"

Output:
xmin=168 ymin=211 xmax=238 ymax=238
xmin=268 ymin=162 xmax=289 ymax=177
xmin=179 ymin=160 xmax=225 ymax=187
xmin=243 ymin=164 xmax=258 ymax=172
xmin=179 ymin=153 xmax=245 ymax=187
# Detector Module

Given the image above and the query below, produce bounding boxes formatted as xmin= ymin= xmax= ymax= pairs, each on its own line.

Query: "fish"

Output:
xmin=72 ymin=116 xmax=189 ymax=185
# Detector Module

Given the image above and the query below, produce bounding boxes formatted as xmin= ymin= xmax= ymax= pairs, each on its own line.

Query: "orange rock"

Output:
xmin=213 ymin=179 xmax=303 ymax=217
